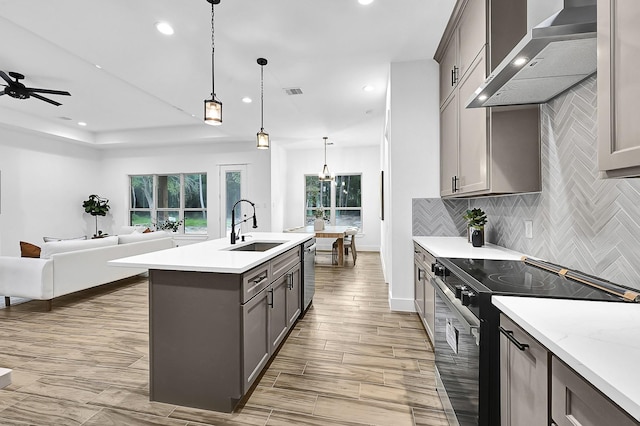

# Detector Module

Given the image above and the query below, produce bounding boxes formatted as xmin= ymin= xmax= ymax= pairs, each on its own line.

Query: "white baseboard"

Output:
xmin=0 ymin=368 xmax=12 ymax=389
xmin=388 ymin=297 xmax=416 ymax=312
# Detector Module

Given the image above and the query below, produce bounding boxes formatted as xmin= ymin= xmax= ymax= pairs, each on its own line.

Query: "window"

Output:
xmin=304 ymin=174 xmax=362 ymax=229
xmin=129 ymin=173 xmax=207 ymax=234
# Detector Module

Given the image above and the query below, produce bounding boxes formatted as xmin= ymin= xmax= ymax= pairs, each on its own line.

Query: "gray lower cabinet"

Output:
xmin=149 ymin=246 xmax=303 ymax=413
xmin=285 ymin=263 xmax=301 ymax=328
xmin=242 ymin=285 xmax=270 ymax=393
xmin=269 ymin=271 xmax=289 ymax=353
xmin=551 ymin=357 xmax=639 ymax=426
xmin=413 ymin=243 xmax=435 ymax=344
xmin=499 ymin=314 xmax=548 ymax=426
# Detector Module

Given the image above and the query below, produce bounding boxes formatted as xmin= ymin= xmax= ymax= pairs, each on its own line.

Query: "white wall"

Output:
xmin=270 ymin=141 xmax=287 ymax=232
xmin=100 ymin=141 xmax=272 ymax=239
xmin=382 ymin=59 xmax=440 ymax=311
xmin=0 ymin=126 xmax=102 ymax=255
xmin=283 ymin=145 xmax=381 ymax=251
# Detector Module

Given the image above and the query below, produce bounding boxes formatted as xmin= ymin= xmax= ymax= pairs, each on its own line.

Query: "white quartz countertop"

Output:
xmin=110 ymin=232 xmax=313 ymax=274
xmin=493 ymin=296 xmax=640 ymax=421
xmin=413 ymin=236 xmax=525 ymax=260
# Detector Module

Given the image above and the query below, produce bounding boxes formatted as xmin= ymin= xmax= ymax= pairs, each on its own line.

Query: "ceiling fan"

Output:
xmin=0 ymin=71 xmax=71 ymax=106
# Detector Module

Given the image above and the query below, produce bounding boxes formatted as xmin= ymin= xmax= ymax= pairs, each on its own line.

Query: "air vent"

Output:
xmin=284 ymin=87 xmax=303 ymax=96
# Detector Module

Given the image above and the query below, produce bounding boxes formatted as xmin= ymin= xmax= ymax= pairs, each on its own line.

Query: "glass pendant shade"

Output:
xmin=257 ymin=129 xmax=270 ymax=149
xmin=204 ymin=97 xmax=222 ymax=125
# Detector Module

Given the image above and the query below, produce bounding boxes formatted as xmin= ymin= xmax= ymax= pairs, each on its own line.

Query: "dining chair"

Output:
xmin=344 ymin=227 xmax=357 ymax=265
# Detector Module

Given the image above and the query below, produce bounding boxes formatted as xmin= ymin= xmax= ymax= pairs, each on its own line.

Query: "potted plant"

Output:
xmin=313 ymin=208 xmax=325 ymax=231
xmin=82 ymin=194 xmax=110 ymax=238
xmin=463 ymin=208 xmax=487 ymax=246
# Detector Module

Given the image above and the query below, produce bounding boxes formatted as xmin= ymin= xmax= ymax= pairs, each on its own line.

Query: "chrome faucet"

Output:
xmin=230 ymin=199 xmax=258 ymax=244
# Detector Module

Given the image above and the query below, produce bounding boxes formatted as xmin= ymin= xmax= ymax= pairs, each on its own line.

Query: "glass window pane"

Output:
xmin=185 ymin=211 xmax=207 ymax=234
xmin=336 ymin=175 xmax=361 ymax=208
xmin=226 ymin=171 xmax=242 ymax=233
xmin=130 ymin=175 xmax=153 ymax=208
xmin=185 ymin=174 xmax=207 ymax=209
xmin=336 ymin=210 xmax=361 ymax=228
xmin=130 ymin=211 xmax=151 ymax=227
xmin=156 ymin=211 xmax=181 ymax=231
xmin=157 ymin=175 xmax=180 ymax=209
xmin=305 ymin=175 xmax=331 ymax=209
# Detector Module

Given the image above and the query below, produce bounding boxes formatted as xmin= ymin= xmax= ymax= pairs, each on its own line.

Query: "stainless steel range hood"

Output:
xmin=467 ymin=0 xmax=596 ymax=108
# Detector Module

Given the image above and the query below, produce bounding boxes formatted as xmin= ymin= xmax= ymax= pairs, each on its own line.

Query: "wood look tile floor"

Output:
xmin=0 ymin=252 xmax=449 ymax=425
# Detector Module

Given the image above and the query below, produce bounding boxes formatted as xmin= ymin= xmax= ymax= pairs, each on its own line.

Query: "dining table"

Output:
xmin=288 ymin=225 xmax=351 ymax=266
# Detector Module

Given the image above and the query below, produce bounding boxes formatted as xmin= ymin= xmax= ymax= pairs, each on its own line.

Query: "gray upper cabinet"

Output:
xmin=598 ymin=0 xmax=640 ymax=178
xmin=435 ymin=0 xmax=541 ymax=198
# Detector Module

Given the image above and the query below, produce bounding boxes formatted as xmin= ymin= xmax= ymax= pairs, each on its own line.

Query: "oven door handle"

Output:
xmin=432 ymin=278 xmax=480 ymax=335
xmin=499 ymin=326 xmax=529 ymax=351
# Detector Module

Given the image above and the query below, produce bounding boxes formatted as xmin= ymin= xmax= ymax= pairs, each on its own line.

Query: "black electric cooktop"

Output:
xmin=443 ymin=258 xmax=622 ymax=302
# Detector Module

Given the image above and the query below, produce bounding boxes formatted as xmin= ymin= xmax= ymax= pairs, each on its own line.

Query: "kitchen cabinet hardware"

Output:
xmin=267 ymin=288 xmax=274 ymax=308
xmin=499 ymin=326 xmax=529 ymax=351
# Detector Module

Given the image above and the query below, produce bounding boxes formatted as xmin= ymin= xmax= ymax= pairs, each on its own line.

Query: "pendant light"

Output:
xmin=204 ymin=0 xmax=222 ymax=125
xmin=256 ymin=58 xmax=269 ymax=149
xmin=319 ymin=137 xmax=335 ymax=181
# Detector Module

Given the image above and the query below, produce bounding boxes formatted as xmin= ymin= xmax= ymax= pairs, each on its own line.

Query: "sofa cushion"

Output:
xmin=40 ymin=236 xmax=118 ymax=259
xmin=43 ymin=235 xmax=87 ymax=243
xmin=20 ymin=241 xmax=41 ymax=258
xmin=118 ymin=230 xmax=170 ymax=244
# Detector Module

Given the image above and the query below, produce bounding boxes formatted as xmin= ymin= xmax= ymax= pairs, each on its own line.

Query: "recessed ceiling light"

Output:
xmin=78 ymin=122 xmax=87 ymax=127
xmin=95 ymin=64 xmax=102 ymax=69
xmin=242 ymin=97 xmax=253 ymax=103
xmin=363 ymin=85 xmax=375 ymax=92
xmin=358 ymin=0 xmax=374 ymax=5
xmin=155 ymin=22 xmax=174 ymax=36
xmin=513 ymin=57 xmax=528 ymax=66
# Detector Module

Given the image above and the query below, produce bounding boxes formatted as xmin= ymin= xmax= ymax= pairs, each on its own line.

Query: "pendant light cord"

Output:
xmin=210 ymin=1 xmax=215 ymax=97
xmin=260 ymin=64 xmax=264 ymax=130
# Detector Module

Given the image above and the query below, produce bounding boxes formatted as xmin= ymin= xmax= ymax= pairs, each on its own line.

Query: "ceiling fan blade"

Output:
xmin=28 ymin=88 xmax=71 ymax=96
xmin=31 ymin=93 xmax=62 ymax=106
xmin=0 ymin=71 xmax=13 ymax=85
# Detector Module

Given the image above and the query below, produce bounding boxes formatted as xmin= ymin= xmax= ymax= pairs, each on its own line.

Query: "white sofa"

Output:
xmin=0 ymin=231 xmax=174 ymax=310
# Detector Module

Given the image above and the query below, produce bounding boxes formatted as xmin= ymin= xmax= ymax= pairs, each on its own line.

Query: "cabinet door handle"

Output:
xmin=499 ymin=326 xmax=529 ymax=351
xmin=451 ymin=176 xmax=458 ymax=193
xmin=418 ymin=268 xmax=424 ymax=281
xmin=268 ymin=288 xmax=274 ymax=308
xmin=452 ymin=66 xmax=459 ymax=85
xmin=287 ymin=273 xmax=293 ymax=290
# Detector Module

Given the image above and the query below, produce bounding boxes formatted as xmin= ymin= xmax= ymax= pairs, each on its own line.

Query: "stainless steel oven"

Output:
xmin=432 ymin=275 xmax=481 ymax=426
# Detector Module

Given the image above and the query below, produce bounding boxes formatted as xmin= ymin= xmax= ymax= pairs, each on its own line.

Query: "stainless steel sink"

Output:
xmin=227 ymin=241 xmax=285 ymax=252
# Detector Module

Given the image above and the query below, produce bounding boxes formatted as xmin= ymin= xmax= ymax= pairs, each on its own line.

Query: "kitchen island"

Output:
xmin=110 ymin=232 xmax=313 ymax=412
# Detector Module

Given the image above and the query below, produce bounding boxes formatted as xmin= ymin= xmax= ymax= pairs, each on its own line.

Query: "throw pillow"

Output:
xmin=20 ymin=241 xmax=41 ymax=258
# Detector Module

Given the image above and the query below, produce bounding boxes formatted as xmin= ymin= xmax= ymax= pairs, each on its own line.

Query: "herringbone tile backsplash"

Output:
xmin=413 ymin=76 xmax=640 ymax=291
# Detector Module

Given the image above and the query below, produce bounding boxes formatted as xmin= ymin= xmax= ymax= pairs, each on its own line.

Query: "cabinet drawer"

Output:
xmin=413 ymin=243 xmax=435 ymax=278
xmin=551 ymin=356 xmax=638 ymax=426
xmin=271 ymin=247 xmax=300 ymax=281
xmin=242 ymin=263 xmax=270 ymax=303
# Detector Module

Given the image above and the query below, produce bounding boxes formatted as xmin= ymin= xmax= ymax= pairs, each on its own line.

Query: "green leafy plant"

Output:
xmin=82 ymin=194 xmax=110 ymax=237
xmin=314 ymin=208 xmax=325 ymax=219
xmin=463 ymin=208 xmax=487 ymax=229
xmin=154 ymin=218 xmax=184 ymax=232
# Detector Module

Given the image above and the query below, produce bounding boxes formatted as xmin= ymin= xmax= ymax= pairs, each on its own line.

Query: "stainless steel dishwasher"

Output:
xmin=301 ymin=237 xmax=316 ymax=314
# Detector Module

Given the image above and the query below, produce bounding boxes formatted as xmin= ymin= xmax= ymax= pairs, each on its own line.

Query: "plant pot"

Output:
xmin=470 ymin=227 xmax=484 ymax=247
xmin=314 ymin=218 xmax=324 ymax=231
